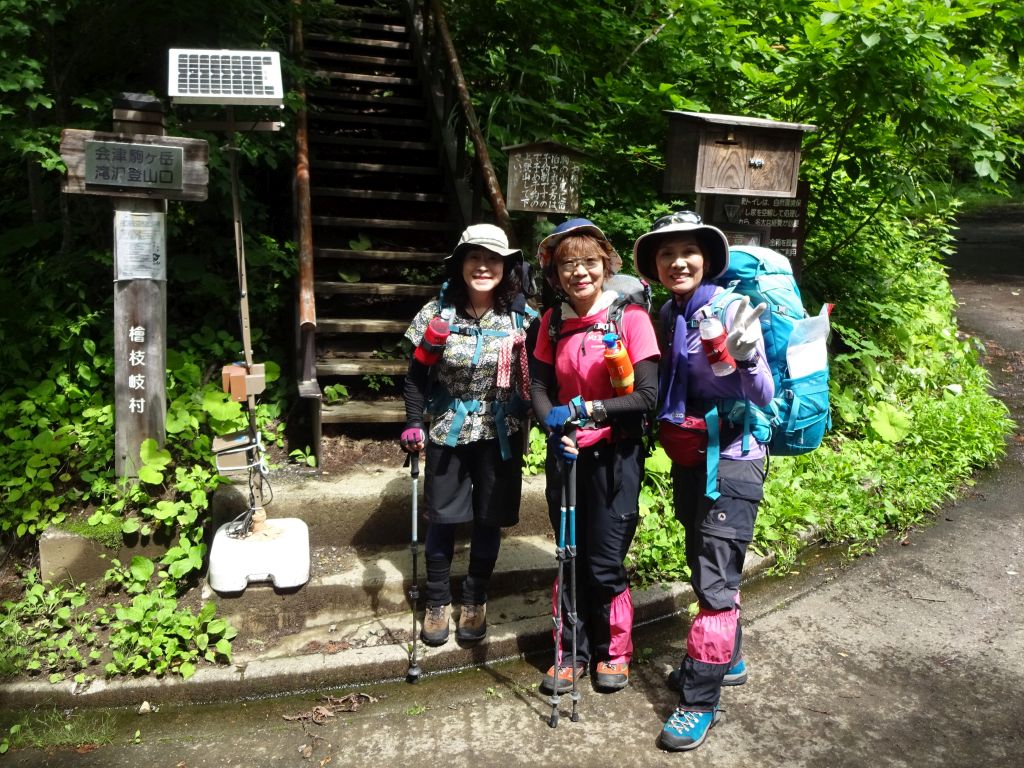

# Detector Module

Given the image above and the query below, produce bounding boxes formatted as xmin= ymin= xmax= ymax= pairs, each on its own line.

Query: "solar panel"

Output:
xmin=168 ymin=49 xmax=284 ymax=106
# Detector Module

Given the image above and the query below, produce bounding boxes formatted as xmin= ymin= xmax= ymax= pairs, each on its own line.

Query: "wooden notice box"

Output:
xmin=663 ymin=112 xmax=816 ymax=199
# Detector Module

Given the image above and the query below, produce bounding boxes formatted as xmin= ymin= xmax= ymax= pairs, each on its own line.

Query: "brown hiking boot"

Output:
xmin=456 ymin=603 xmax=487 ymax=642
xmin=421 ymin=604 xmax=451 ymax=646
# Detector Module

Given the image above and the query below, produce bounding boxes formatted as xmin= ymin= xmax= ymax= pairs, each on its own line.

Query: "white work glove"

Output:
xmin=726 ymin=295 xmax=767 ymax=361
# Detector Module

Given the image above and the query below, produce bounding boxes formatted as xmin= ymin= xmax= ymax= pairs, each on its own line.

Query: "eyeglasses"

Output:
xmin=650 ymin=211 xmax=702 ymax=232
xmin=557 ymin=257 xmax=603 ymax=274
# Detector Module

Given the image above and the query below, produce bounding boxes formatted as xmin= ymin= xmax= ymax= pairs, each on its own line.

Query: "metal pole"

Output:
xmin=225 ymin=106 xmax=265 ymax=533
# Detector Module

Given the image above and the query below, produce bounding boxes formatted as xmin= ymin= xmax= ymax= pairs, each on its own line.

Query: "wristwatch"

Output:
xmin=736 ymin=354 xmax=759 ymax=370
xmin=590 ymin=399 xmax=608 ymax=424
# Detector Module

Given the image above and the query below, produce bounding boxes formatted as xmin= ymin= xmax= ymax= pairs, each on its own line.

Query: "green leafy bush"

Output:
xmin=105 ymin=597 xmax=236 ymax=679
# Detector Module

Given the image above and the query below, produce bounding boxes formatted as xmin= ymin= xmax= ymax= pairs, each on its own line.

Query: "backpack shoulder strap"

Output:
xmin=437 ymin=280 xmax=457 ymax=325
xmin=516 ymin=304 xmax=539 ymax=330
xmin=659 ymin=299 xmax=676 ymax=339
xmin=607 ymin=295 xmax=629 ymax=336
xmin=547 ymin=305 xmax=564 ymax=346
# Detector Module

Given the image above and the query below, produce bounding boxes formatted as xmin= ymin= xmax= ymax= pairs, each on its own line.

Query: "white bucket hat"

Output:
xmin=633 ymin=211 xmax=729 ymax=283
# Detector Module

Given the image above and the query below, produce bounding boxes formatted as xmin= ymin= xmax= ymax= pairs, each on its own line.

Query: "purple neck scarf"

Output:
xmin=657 ymin=282 xmax=719 ymax=423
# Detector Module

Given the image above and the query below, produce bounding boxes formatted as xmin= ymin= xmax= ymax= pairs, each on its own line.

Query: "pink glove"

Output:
xmin=400 ymin=425 xmax=425 ymax=453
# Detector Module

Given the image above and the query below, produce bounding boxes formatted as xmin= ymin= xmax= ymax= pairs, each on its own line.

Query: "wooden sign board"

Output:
xmin=61 ymin=129 xmax=209 ymax=201
xmin=664 ymin=111 xmax=816 ymax=199
xmin=504 ymin=141 xmax=586 ymax=214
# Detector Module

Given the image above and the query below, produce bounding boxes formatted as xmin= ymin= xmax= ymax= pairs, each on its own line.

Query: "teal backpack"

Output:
xmin=707 ymin=245 xmax=832 ymax=457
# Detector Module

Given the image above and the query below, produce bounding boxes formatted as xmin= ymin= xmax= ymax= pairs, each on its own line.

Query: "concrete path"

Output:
xmin=5 ymin=214 xmax=1023 ymax=766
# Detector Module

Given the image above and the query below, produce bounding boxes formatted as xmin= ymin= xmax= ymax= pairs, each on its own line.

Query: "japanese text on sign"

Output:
xmin=85 ymin=140 xmax=183 ymax=191
xmin=711 ymin=192 xmax=807 ymax=261
xmin=507 ymin=153 xmax=581 ymax=214
xmin=127 ymin=325 xmax=147 ymax=416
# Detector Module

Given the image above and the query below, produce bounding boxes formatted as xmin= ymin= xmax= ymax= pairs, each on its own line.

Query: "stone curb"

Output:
xmin=0 ymin=548 xmax=778 ymax=710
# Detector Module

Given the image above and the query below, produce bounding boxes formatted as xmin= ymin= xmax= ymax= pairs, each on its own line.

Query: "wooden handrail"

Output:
xmin=425 ymin=0 xmax=512 ymax=239
xmin=293 ymin=3 xmax=316 ymax=333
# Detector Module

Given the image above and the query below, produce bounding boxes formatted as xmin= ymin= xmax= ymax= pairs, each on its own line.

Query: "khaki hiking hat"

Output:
xmin=633 ymin=210 xmax=729 ymax=283
xmin=448 ymin=223 xmax=522 ymax=261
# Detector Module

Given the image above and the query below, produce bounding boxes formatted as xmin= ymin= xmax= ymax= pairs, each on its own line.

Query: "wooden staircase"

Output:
xmin=293 ymin=0 xmax=512 ymax=461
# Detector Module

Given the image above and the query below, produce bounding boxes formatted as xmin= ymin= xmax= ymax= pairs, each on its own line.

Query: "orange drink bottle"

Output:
xmin=602 ymin=333 xmax=634 ymax=395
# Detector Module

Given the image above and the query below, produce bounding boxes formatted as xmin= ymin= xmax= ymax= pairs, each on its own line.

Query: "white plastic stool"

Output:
xmin=208 ymin=517 xmax=310 ymax=593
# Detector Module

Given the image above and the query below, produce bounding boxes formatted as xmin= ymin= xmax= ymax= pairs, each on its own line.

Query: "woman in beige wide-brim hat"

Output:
xmin=401 ymin=223 xmax=535 ymax=648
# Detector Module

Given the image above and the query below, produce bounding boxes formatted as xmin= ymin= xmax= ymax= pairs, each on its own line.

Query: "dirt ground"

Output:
xmin=316 ymin=429 xmax=405 ymax=474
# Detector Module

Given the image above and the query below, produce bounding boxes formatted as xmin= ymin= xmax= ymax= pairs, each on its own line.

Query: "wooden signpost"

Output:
xmin=504 ymin=140 xmax=587 ymax=215
xmin=60 ymin=93 xmax=209 ymax=478
xmin=503 ymin=139 xmax=589 ymax=286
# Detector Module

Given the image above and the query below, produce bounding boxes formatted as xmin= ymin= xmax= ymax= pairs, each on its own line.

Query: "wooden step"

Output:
xmin=312 ymin=160 xmax=438 ymax=175
xmin=321 ymin=397 xmax=406 ymax=424
xmin=320 ymin=18 xmax=407 ymax=35
xmin=316 ymin=358 xmax=408 ymax=376
xmin=308 ymin=135 xmax=433 ymax=152
xmin=306 ymin=33 xmax=411 ymax=51
xmin=308 ymin=113 xmax=426 ymax=129
xmin=328 ymin=3 xmax=402 ymax=19
xmin=312 ymin=215 xmax=448 ymax=230
xmin=315 ymin=248 xmax=445 ymax=262
xmin=311 ymin=188 xmax=446 ymax=203
xmin=314 ymin=281 xmax=439 ymax=296
xmin=304 ymin=50 xmax=414 ymax=68
xmin=313 ymin=71 xmax=417 ymax=87
xmin=308 ymin=90 xmax=423 ymax=107
xmin=318 ymin=318 xmax=408 ymax=334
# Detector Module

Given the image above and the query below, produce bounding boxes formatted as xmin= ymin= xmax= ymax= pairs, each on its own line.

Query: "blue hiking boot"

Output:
xmin=659 ymin=707 xmax=722 ymax=751
xmin=666 ymin=658 xmax=748 ymax=691
xmin=723 ymin=657 xmax=748 ymax=686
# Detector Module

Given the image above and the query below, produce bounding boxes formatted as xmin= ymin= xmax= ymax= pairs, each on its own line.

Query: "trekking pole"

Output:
xmin=548 ymin=425 xmax=579 ymax=727
xmin=548 ymin=443 xmax=568 ymax=728
xmin=565 ymin=425 xmax=580 ymax=723
xmin=404 ymin=451 xmax=422 ymax=683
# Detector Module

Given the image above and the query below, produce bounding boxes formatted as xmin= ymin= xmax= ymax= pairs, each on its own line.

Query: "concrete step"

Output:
xmin=227 ymin=581 xmax=688 ymax=686
xmin=211 ymin=468 xmax=552 ymax=550
xmin=208 ymin=534 xmax=557 ymax=635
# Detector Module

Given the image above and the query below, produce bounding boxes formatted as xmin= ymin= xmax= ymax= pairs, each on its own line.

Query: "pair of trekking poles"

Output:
xmin=548 ymin=425 xmax=579 ymax=727
xmin=401 ymin=428 xmax=580 ymax=728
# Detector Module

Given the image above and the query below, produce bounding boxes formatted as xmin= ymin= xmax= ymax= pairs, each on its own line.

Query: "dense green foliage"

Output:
xmin=0 ymin=0 xmax=1021 ymax=679
xmin=0 ymin=0 xmax=295 ymax=681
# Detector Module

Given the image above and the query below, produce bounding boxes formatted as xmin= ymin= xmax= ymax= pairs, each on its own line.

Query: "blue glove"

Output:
xmin=548 ymin=432 xmax=578 ymax=463
xmin=544 ymin=403 xmax=575 ymax=433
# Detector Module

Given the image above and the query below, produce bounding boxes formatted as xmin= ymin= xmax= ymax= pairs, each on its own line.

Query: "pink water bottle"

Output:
xmin=699 ymin=316 xmax=736 ymax=376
